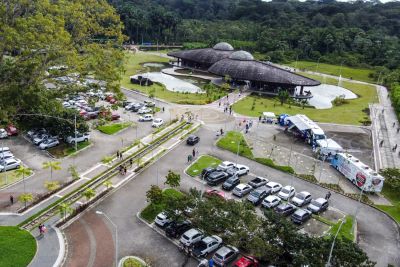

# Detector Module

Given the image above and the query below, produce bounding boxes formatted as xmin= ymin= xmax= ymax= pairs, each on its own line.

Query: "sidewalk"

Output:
xmin=28 ymin=226 xmax=62 ymax=267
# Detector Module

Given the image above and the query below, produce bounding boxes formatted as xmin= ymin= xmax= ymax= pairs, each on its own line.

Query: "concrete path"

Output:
xmin=29 ymin=226 xmax=62 ymax=267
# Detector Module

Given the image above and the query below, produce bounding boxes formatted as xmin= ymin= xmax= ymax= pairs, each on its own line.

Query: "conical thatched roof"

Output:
xmin=167 ymin=42 xmax=235 ymax=65
xmin=208 ymin=51 xmax=320 ymax=86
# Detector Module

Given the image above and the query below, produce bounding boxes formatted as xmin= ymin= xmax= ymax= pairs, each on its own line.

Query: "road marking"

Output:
xmin=55 ymin=194 xmax=63 ymax=198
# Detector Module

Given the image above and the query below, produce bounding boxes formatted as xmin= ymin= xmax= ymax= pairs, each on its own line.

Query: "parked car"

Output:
xmin=262 ymin=195 xmax=281 ymax=209
xmin=248 ymin=176 xmax=268 ymax=188
xmin=217 ymin=161 xmax=235 ymax=171
xmin=129 ymin=103 xmax=145 ymax=112
xmin=0 ymin=151 xmax=14 ymax=161
xmin=247 ymin=186 xmax=269 ymax=205
xmin=186 ymin=135 xmax=200 ymax=145
xmin=139 ymin=114 xmax=153 ymax=122
xmin=275 ymin=203 xmax=297 ymax=216
xmin=0 ymin=129 xmax=8 ymax=139
xmin=233 ymin=164 xmax=250 ymax=176
xmin=138 ymin=107 xmax=152 ymax=114
xmin=152 ymin=118 xmax=164 ymax=128
xmin=165 ymin=220 xmax=191 ymax=238
xmin=180 ymin=228 xmax=204 ymax=247
xmin=122 ymin=101 xmax=132 ymax=107
xmin=144 ymin=100 xmax=156 ymax=107
xmin=125 ymin=103 xmax=136 ymax=111
xmin=6 ymin=124 xmax=18 ymax=136
xmin=192 ymin=235 xmax=223 ymax=258
xmin=0 ymin=147 xmax=10 ymax=153
xmin=201 ymin=167 xmax=217 ymax=178
xmin=111 ymin=113 xmax=120 ymax=121
xmin=154 ymin=212 xmax=172 ymax=227
xmin=206 ymin=171 xmax=229 ymax=186
xmin=291 ymin=209 xmax=312 ymax=224
xmin=212 ymin=245 xmax=239 ymax=266
xmin=39 ymin=138 xmax=60 ymax=150
xmin=307 ymin=198 xmax=329 ymax=214
xmin=33 ymin=133 xmax=50 ymax=145
xmin=222 ymin=176 xmax=240 ymax=191
xmin=66 ymin=132 xmax=90 ymax=144
xmin=205 ymin=189 xmax=226 ymax=199
xmin=232 ymin=183 xmax=253 ymax=198
xmin=233 ymin=255 xmax=259 ymax=267
xmin=27 ymin=128 xmax=46 ymax=140
xmin=0 ymin=158 xmax=21 ymax=171
xmin=291 ymin=191 xmax=312 ymax=207
xmin=265 ymin=181 xmax=282 ymax=194
xmin=278 ymin=185 xmax=296 ymax=201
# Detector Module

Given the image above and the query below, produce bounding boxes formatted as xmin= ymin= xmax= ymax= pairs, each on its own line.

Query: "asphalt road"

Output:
xmin=76 ymin=126 xmax=399 ymax=267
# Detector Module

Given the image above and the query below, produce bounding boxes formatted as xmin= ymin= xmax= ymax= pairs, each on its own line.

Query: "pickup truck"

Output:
xmin=248 ymin=176 xmax=268 ymax=188
xmin=66 ymin=133 xmax=90 ymax=144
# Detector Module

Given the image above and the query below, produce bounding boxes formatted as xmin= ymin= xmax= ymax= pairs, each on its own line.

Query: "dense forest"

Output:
xmin=110 ymin=0 xmax=400 ymax=71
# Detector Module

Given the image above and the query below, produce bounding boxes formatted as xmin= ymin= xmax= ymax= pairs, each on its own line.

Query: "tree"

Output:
xmin=103 ymin=180 xmax=113 ymax=189
xmin=15 ymin=166 xmax=32 ymax=194
xmin=82 ymin=188 xmax=96 ymax=202
xmin=277 ymin=90 xmax=289 ymax=106
xmin=146 ymin=185 xmax=163 ymax=204
xmin=380 ymin=168 xmax=400 ymax=190
xmin=43 ymin=161 xmax=62 ymax=181
xmin=44 ymin=181 xmax=60 ymax=192
xmin=18 ymin=193 xmax=33 ymax=208
xmin=68 ymin=165 xmax=80 ymax=180
xmin=164 ymin=170 xmax=180 ymax=188
xmin=59 ymin=203 xmax=73 ymax=220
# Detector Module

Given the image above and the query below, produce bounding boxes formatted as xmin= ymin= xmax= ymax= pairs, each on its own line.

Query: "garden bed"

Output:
xmin=97 ymin=122 xmax=132 ymax=135
xmin=186 ymin=155 xmax=221 ymax=177
xmin=48 ymin=141 xmax=91 ymax=158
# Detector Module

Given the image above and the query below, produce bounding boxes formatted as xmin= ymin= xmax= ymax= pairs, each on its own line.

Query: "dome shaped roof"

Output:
xmin=229 ymin=50 xmax=254 ymax=61
xmin=213 ymin=42 xmax=234 ymax=51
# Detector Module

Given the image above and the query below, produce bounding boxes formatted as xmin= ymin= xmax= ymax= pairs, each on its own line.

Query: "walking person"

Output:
xmin=129 ymin=158 xmax=133 ymax=167
xmin=10 ymin=195 xmax=14 ymax=205
xmin=393 ymin=122 xmax=396 ymax=128
xmin=192 ymin=148 xmax=196 ymax=158
xmin=397 ymin=127 xmax=400 ymax=133
xmin=116 ymin=151 xmax=120 ymax=159
xmin=187 ymin=155 xmax=191 ymax=163
xmin=325 ymin=191 xmax=331 ymax=200
xmin=218 ymin=101 xmax=221 ymax=107
xmin=124 ymin=167 xmax=127 ymax=175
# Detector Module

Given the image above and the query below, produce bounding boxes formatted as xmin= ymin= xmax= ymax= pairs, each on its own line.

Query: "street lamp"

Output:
xmin=326 ymin=219 xmax=344 ymax=267
xmin=95 ymin=211 xmax=118 ymax=267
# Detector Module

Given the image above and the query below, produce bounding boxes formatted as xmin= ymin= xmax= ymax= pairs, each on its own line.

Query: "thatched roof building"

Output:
xmin=167 ymin=42 xmax=235 ymax=70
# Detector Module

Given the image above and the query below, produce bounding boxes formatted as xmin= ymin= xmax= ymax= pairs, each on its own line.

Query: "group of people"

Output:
xmin=116 ymin=150 xmax=123 ymax=160
xmin=238 ymin=119 xmax=253 ymax=134
xmin=118 ymin=158 xmax=133 ymax=175
xmin=38 ymin=224 xmax=47 ymax=236
xmin=187 ymin=148 xmax=199 ymax=163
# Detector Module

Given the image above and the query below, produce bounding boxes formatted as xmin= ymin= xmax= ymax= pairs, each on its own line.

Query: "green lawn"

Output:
xmin=186 ymin=155 xmax=222 ymax=177
xmin=123 ymin=258 xmax=146 ymax=267
xmin=377 ymin=185 xmax=400 ymax=223
xmin=0 ymin=226 xmax=36 ymax=267
xmin=233 ymin=79 xmax=377 ymax=125
xmin=0 ymin=170 xmax=21 ymax=188
xmin=97 ymin=122 xmax=132 ymax=135
xmin=48 ymin=141 xmax=91 ymax=158
xmin=286 ymin=61 xmax=376 ymax=83
xmin=330 ymin=215 xmax=355 ymax=241
xmin=216 ymin=131 xmax=253 ymax=158
xmin=121 ymin=52 xmax=226 ymax=105
xmin=140 ymin=188 xmax=184 ymax=223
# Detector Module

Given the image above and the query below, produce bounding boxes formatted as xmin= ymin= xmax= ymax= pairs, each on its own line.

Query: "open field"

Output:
xmin=186 ymin=155 xmax=221 ymax=177
xmin=217 ymin=131 xmax=254 ymax=158
xmin=233 ymin=79 xmax=377 ymax=125
xmin=0 ymin=226 xmax=36 ymax=267
xmin=286 ymin=61 xmax=376 ymax=83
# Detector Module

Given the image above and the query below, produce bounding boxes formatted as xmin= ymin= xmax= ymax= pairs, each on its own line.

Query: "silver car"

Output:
xmin=0 ymin=158 xmax=21 ymax=171
xmin=212 ymin=245 xmax=239 ymax=266
xmin=232 ymin=183 xmax=253 ymax=197
xmin=0 ymin=128 xmax=8 ymax=139
xmin=291 ymin=191 xmax=312 ymax=207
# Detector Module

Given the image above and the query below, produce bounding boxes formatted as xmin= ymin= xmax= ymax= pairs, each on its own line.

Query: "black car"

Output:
xmin=206 ymin=171 xmax=229 ymax=186
xmin=122 ymin=101 xmax=132 ymax=107
xmin=225 ymin=167 xmax=238 ymax=179
xmin=291 ymin=209 xmax=312 ymax=224
xmin=165 ymin=221 xmax=192 ymax=238
xmin=129 ymin=103 xmax=145 ymax=112
xmin=186 ymin=135 xmax=200 ymax=145
xmin=222 ymin=176 xmax=240 ymax=191
xmin=201 ymin=167 xmax=216 ymax=178
xmin=275 ymin=203 xmax=297 ymax=216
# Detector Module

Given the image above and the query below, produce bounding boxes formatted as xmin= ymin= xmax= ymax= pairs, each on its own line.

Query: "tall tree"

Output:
xmin=42 ymin=161 xmax=61 ymax=181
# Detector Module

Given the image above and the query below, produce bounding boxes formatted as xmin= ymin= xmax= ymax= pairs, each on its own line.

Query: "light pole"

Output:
xmin=351 ymin=185 xmax=365 ymax=234
xmin=326 ymin=219 xmax=344 ymax=267
xmin=96 ymin=211 xmax=118 ymax=267
xmin=1 ymin=141 xmax=7 ymax=185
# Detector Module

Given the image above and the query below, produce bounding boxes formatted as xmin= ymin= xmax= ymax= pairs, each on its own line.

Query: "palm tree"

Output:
xmin=82 ymin=188 xmax=96 ymax=202
xmin=15 ymin=166 xmax=32 ymax=194
xmin=18 ymin=193 xmax=33 ymax=208
xmin=59 ymin=203 xmax=73 ymax=220
xmin=102 ymin=180 xmax=113 ymax=189
xmin=42 ymin=161 xmax=61 ymax=181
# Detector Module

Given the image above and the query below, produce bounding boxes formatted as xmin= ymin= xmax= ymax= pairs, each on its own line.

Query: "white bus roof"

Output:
xmin=287 ymin=114 xmax=325 ymax=135
xmin=262 ymin=112 xmax=276 ymax=118
xmin=316 ymin=139 xmax=342 ymax=150
xmin=337 ymin=153 xmax=383 ymax=178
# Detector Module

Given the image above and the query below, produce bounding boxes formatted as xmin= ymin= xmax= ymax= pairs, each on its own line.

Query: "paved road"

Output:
xmin=65 ymin=126 xmax=400 ymax=267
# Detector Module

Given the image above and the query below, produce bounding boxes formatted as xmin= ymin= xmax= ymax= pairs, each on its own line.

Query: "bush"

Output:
xmin=254 ymin=158 xmax=294 ymax=174
xmin=332 ymin=96 xmax=349 ymax=106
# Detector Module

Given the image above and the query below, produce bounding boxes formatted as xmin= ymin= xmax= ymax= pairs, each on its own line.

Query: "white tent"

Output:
xmin=316 ymin=138 xmax=343 ymax=156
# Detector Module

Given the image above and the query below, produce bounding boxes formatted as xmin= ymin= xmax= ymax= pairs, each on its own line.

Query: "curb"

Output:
xmin=53 ymin=227 xmax=65 ymax=267
xmin=0 ymin=170 xmax=35 ymax=190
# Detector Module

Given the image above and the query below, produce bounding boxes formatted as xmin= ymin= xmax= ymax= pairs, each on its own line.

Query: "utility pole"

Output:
xmin=326 ymin=219 xmax=344 ymax=267
xmin=74 ymin=113 xmax=77 ymax=153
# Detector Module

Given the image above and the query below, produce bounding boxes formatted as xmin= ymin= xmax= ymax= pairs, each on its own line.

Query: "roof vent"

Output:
xmin=213 ymin=42 xmax=234 ymax=51
xmin=229 ymin=50 xmax=254 ymax=61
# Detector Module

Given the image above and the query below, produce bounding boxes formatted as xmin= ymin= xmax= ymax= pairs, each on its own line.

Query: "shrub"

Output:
xmin=254 ymin=158 xmax=294 ymax=174
xmin=332 ymin=96 xmax=348 ymax=106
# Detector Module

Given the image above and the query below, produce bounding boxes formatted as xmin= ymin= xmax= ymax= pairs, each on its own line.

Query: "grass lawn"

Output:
xmin=0 ymin=170 xmax=20 ymax=188
xmin=285 ymin=61 xmax=376 ymax=83
xmin=376 ymin=185 xmax=400 ymax=223
xmin=140 ymin=188 xmax=184 ymax=223
xmin=48 ymin=141 xmax=91 ymax=158
xmin=186 ymin=155 xmax=222 ymax=177
xmin=330 ymin=215 xmax=355 ymax=241
xmin=123 ymin=258 xmax=146 ymax=267
xmin=97 ymin=122 xmax=132 ymax=135
xmin=233 ymin=79 xmax=377 ymax=125
xmin=121 ymin=52 xmax=226 ymax=105
xmin=217 ymin=131 xmax=253 ymax=158
xmin=0 ymin=226 xmax=36 ymax=267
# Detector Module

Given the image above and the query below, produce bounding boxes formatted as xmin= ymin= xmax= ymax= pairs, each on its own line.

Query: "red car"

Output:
xmin=111 ymin=113 xmax=120 ymax=121
xmin=205 ymin=189 xmax=226 ymax=199
xmin=6 ymin=124 xmax=18 ymax=136
xmin=233 ymin=256 xmax=259 ymax=267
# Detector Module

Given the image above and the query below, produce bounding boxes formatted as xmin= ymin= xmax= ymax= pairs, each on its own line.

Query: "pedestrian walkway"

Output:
xmin=207 ymin=91 xmax=249 ymax=111
xmin=28 ymin=226 xmax=62 ymax=267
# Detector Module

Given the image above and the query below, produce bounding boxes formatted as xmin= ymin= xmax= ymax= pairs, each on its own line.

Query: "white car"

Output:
xmin=66 ymin=132 xmax=90 ymax=144
xmin=0 ymin=147 xmax=10 ymax=153
xmin=291 ymin=191 xmax=312 ymax=207
xmin=39 ymin=138 xmax=60 ymax=150
xmin=232 ymin=183 xmax=253 ymax=197
xmin=265 ymin=181 xmax=282 ymax=194
xmin=138 ymin=107 xmax=152 ymax=114
xmin=192 ymin=235 xmax=223 ymax=258
xmin=217 ymin=161 xmax=235 ymax=171
xmin=0 ymin=158 xmax=21 ymax=171
xmin=262 ymin=195 xmax=281 ymax=209
xmin=152 ymin=118 xmax=164 ymax=128
xmin=180 ymin=228 xmax=204 ymax=247
xmin=139 ymin=114 xmax=153 ymax=122
xmin=0 ymin=129 xmax=8 ymax=139
xmin=154 ymin=211 xmax=171 ymax=227
xmin=0 ymin=151 xmax=14 ymax=161
xmin=278 ymin=185 xmax=296 ymax=201
xmin=33 ymin=134 xmax=50 ymax=145
xmin=233 ymin=164 xmax=249 ymax=176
